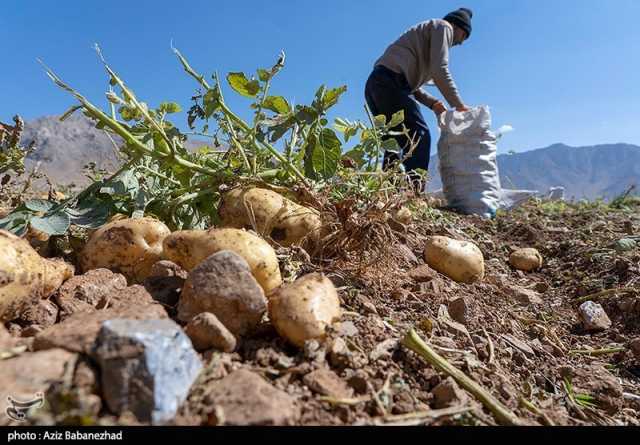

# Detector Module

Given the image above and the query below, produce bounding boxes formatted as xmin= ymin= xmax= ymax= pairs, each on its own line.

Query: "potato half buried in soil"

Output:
xmin=424 ymin=236 xmax=485 ymax=284
xmin=268 ymin=273 xmax=341 ymax=348
xmin=163 ymin=228 xmax=282 ymax=295
xmin=0 ymin=230 xmax=74 ymax=321
xmin=219 ymin=187 xmax=321 ymax=248
xmin=79 ymin=217 xmax=171 ymax=284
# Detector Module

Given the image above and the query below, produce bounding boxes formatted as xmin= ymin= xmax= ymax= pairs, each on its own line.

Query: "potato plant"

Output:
xmin=0 ymin=45 xmax=413 ymax=238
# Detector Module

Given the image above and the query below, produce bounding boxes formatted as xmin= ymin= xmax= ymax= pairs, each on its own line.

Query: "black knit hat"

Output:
xmin=443 ymin=7 xmax=473 ymax=39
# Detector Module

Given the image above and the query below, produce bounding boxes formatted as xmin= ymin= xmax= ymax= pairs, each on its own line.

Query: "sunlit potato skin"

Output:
xmin=79 ymin=217 xmax=171 ymax=284
xmin=219 ymin=188 xmax=322 ymax=248
xmin=163 ymin=228 xmax=283 ymax=295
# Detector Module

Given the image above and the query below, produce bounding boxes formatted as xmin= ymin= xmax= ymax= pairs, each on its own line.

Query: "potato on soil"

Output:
xmin=79 ymin=217 xmax=171 ymax=284
xmin=219 ymin=187 xmax=322 ymax=247
xmin=424 ymin=236 xmax=485 ymax=284
xmin=268 ymin=273 xmax=341 ymax=348
xmin=0 ymin=230 xmax=74 ymax=321
xmin=163 ymin=228 xmax=282 ymax=295
xmin=393 ymin=207 xmax=413 ymax=225
xmin=509 ymin=248 xmax=543 ymax=272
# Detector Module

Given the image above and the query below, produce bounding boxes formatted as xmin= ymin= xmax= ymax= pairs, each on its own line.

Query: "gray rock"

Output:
xmin=91 ymin=319 xmax=202 ymax=425
xmin=579 ymin=301 xmax=612 ymax=332
xmin=178 ymin=251 xmax=267 ymax=337
xmin=184 ymin=313 xmax=237 ymax=352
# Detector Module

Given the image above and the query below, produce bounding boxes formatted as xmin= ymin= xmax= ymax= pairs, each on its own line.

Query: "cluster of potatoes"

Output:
xmin=0 ymin=187 xmax=337 ymax=349
xmin=2 ymin=186 xmax=544 ymax=346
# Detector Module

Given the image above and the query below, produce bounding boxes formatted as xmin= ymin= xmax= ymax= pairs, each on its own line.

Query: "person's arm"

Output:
xmin=413 ymin=89 xmax=447 ymax=115
xmin=429 ymin=24 xmax=468 ymax=111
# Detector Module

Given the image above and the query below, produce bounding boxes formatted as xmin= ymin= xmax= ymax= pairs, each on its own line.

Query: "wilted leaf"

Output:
xmin=159 ymin=102 xmax=182 ymax=114
xmin=381 ymin=138 xmax=400 ymax=153
xmin=30 ymin=213 xmax=71 ymax=236
xmin=262 ymin=96 xmax=290 ymax=114
xmin=24 ymin=199 xmax=56 ymax=213
xmin=322 ymin=86 xmax=347 ymax=109
xmin=67 ymin=202 xmax=111 ymax=228
xmin=388 ymin=110 xmax=405 ymax=128
xmin=257 ymin=69 xmax=271 ymax=82
xmin=227 ymin=72 xmax=260 ymax=98
xmin=374 ymin=115 xmax=386 ymax=128
xmin=203 ymin=89 xmax=221 ymax=117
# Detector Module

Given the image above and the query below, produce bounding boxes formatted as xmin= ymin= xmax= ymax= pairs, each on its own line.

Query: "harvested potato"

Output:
xmin=0 ymin=230 xmax=74 ymax=321
xmin=219 ymin=187 xmax=322 ymax=247
xmin=79 ymin=217 xmax=171 ymax=284
xmin=163 ymin=228 xmax=282 ymax=294
xmin=393 ymin=207 xmax=413 ymax=225
xmin=424 ymin=236 xmax=485 ymax=284
xmin=510 ymin=248 xmax=543 ymax=272
xmin=268 ymin=273 xmax=341 ymax=348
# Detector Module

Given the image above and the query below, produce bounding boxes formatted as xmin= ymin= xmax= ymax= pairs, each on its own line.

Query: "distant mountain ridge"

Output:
xmin=20 ymin=115 xmax=640 ymax=201
xmin=21 ymin=114 xmax=208 ymax=185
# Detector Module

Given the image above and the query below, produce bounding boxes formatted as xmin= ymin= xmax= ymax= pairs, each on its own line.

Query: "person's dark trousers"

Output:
xmin=364 ymin=65 xmax=432 ymax=182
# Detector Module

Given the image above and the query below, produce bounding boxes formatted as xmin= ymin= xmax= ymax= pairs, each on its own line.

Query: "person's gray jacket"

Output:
xmin=375 ymin=19 xmax=464 ymax=108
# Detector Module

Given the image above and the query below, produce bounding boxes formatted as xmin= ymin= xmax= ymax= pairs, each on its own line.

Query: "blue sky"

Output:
xmin=1 ymin=0 xmax=639 ymax=153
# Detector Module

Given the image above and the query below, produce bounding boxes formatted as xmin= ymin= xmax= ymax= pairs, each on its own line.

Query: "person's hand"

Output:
xmin=432 ymin=101 xmax=447 ymax=116
xmin=456 ymin=105 xmax=471 ymax=112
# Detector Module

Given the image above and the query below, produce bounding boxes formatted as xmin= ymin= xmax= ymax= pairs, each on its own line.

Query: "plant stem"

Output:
xmin=569 ymin=347 xmax=626 ymax=356
xmin=174 ymin=49 xmax=310 ymax=187
xmin=518 ymin=397 xmax=555 ymax=426
xmin=41 ymin=63 xmax=220 ymax=178
xmin=95 ymin=45 xmax=176 ymax=156
xmin=574 ymin=287 xmax=637 ymax=304
xmin=402 ymin=329 xmax=524 ymax=426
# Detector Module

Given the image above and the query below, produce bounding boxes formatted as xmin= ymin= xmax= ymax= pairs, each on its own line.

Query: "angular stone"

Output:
xmin=501 ymin=334 xmax=536 ymax=358
xmin=303 ymin=368 xmax=353 ymax=399
xmin=579 ymin=301 xmax=612 ymax=332
xmin=202 ymin=369 xmax=299 ymax=426
xmin=336 ymin=321 xmax=358 ymax=338
xmin=0 ymin=349 xmax=77 ymax=426
xmin=54 ymin=269 xmax=127 ymax=320
xmin=432 ymin=377 xmax=468 ymax=409
xmin=328 ymin=337 xmax=351 ymax=369
xmin=507 ymin=285 xmax=544 ymax=306
xmin=14 ymin=299 xmax=59 ymax=329
xmin=408 ymin=265 xmax=438 ymax=283
xmin=178 ymin=251 xmax=267 ymax=337
xmin=392 ymin=244 xmax=419 ymax=265
xmin=33 ymin=297 xmax=167 ymax=354
xmin=92 ymin=319 xmax=202 ymax=425
xmin=448 ymin=297 xmax=470 ymax=325
xmin=149 ymin=261 xmax=188 ymax=280
xmin=143 ymin=261 xmax=188 ymax=307
xmin=184 ymin=313 xmax=237 ymax=353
